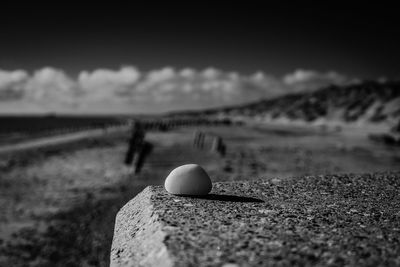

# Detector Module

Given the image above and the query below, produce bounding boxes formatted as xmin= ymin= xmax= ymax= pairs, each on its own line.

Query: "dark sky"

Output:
xmin=1 ymin=2 xmax=399 ymax=79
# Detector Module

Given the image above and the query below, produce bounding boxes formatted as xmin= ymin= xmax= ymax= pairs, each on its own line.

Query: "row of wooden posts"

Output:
xmin=124 ymin=121 xmax=228 ymax=173
xmin=137 ymin=117 xmax=233 ymax=132
xmin=193 ymin=130 xmax=226 ymax=157
xmin=124 ymin=122 xmax=153 ymax=173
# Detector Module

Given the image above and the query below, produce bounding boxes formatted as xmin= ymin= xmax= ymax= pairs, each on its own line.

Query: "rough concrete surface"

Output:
xmin=111 ymin=172 xmax=400 ymax=267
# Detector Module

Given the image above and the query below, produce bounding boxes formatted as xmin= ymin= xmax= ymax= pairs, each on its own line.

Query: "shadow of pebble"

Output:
xmin=187 ymin=194 xmax=264 ymax=203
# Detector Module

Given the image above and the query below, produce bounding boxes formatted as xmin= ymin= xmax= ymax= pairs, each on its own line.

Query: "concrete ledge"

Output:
xmin=111 ymin=172 xmax=400 ymax=267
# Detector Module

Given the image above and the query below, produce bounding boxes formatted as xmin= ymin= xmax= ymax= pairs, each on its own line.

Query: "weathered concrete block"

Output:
xmin=111 ymin=187 xmax=174 ymax=267
xmin=111 ymin=172 xmax=400 ymax=266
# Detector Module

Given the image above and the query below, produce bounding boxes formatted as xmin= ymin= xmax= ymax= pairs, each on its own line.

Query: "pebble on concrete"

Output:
xmin=164 ymin=164 xmax=212 ymax=196
xmin=112 ymin=171 xmax=400 ymax=267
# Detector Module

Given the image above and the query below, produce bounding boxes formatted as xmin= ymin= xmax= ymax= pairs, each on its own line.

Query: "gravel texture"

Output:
xmin=111 ymin=172 xmax=400 ymax=267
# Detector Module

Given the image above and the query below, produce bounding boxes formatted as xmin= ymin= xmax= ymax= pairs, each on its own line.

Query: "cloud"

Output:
xmin=249 ymin=71 xmax=266 ymax=83
xmin=0 ymin=69 xmax=29 ymax=100
xmin=79 ymin=66 xmax=140 ymax=89
xmin=283 ymin=69 xmax=349 ymax=91
xmin=202 ymin=67 xmax=221 ymax=79
xmin=25 ymin=67 xmax=78 ymax=103
xmin=0 ymin=66 xmax=352 ymax=114
xmin=78 ymin=66 xmax=141 ymax=100
xmin=179 ymin=68 xmax=196 ymax=78
xmin=146 ymin=67 xmax=176 ymax=83
xmin=138 ymin=67 xmax=275 ymax=108
xmin=135 ymin=67 xmax=176 ymax=95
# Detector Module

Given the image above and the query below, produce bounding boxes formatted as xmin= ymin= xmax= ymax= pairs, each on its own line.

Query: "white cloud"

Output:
xmin=0 ymin=66 xmax=352 ymax=114
xmin=182 ymin=83 xmax=194 ymax=93
xmin=146 ymin=67 xmax=176 ymax=83
xmin=78 ymin=66 xmax=141 ymax=100
xmin=250 ymin=71 xmax=270 ymax=83
xmin=136 ymin=67 xmax=176 ymax=93
xmin=179 ymin=68 xmax=196 ymax=78
xmin=283 ymin=69 xmax=317 ymax=85
xmin=25 ymin=67 xmax=78 ymax=102
xmin=202 ymin=67 xmax=221 ymax=79
xmin=0 ymin=69 xmax=28 ymax=89
xmin=283 ymin=69 xmax=349 ymax=91
xmin=78 ymin=66 xmax=140 ymax=89
xmin=0 ymin=69 xmax=29 ymax=100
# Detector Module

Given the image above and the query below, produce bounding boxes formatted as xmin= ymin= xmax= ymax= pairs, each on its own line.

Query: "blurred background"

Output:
xmin=0 ymin=2 xmax=399 ymax=266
